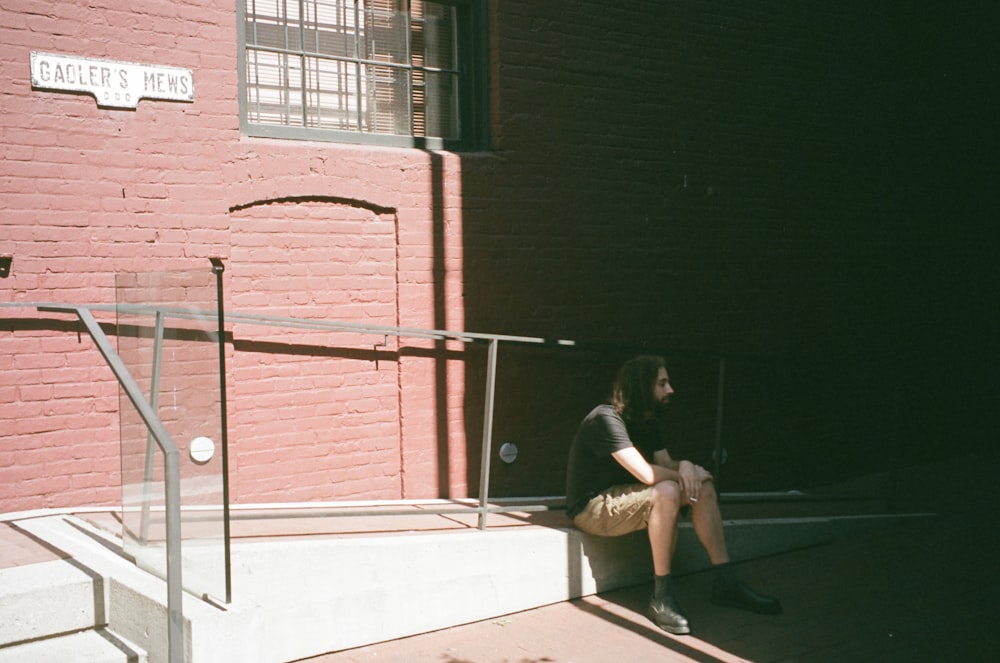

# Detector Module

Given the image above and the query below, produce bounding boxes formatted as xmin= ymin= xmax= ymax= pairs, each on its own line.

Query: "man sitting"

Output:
xmin=566 ymin=355 xmax=781 ymax=634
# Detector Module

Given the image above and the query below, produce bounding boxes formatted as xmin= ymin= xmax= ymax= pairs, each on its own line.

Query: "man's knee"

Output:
xmin=651 ymin=480 xmax=683 ymax=510
xmin=699 ymin=480 xmax=718 ymax=503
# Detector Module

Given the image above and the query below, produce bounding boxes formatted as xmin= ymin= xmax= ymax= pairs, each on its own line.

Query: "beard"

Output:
xmin=653 ymin=398 xmax=671 ymax=418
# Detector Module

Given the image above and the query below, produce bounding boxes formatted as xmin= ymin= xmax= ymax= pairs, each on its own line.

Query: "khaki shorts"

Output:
xmin=572 ymin=483 xmax=655 ymax=537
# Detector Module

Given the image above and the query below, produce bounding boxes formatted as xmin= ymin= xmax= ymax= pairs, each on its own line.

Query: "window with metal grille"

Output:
xmin=239 ymin=0 xmax=487 ymax=149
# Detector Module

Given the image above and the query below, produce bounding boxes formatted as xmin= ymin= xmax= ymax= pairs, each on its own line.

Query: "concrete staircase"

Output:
xmin=0 ymin=555 xmax=146 ymax=663
xmin=0 ymin=498 xmax=931 ymax=663
xmin=0 ymin=629 xmax=145 ymax=663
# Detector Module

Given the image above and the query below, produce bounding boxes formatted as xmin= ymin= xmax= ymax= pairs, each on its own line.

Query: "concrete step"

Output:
xmin=0 ymin=628 xmax=147 ymax=663
xmin=9 ymin=515 xmax=201 ymax=663
xmin=0 ymin=560 xmax=103 ymax=647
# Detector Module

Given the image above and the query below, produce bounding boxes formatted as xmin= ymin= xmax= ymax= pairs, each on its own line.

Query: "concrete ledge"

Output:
xmin=223 ymin=526 xmax=647 ymax=660
xmin=204 ymin=513 xmax=900 ymax=661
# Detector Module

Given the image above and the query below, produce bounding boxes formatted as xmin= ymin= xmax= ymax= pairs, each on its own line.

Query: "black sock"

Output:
xmin=653 ymin=573 xmax=673 ymax=600
xmin=713 ymin=562 xmax=739 ymax=589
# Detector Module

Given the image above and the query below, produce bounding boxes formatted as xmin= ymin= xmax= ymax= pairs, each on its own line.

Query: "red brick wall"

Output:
xmin=462 ymin=1 xmax=999 ymax=494
xmin=2 ymin=2 xmax=996 ymax=512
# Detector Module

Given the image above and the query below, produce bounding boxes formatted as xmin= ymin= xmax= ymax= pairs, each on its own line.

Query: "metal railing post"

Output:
xmin=712 ymin=356 xmax=727 ymax=487
xmin=210 ymin=258 xmax=233 ymax=603
xmin=163 ymin=447 xmax=185 ymax=663
xmin=887 ymin=385 xmax=901 ymax=512
xmin=477 ymin=338 xmax=499 ymax=529
xmin=139 ymin=310 xmax=165 ymax=543
xmin=73 ymin=307 xmax=184 ymax=663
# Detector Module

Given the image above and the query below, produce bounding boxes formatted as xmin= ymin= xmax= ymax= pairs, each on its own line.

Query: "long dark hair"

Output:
xmin=611 ymin=355 xmax=666 ymax=424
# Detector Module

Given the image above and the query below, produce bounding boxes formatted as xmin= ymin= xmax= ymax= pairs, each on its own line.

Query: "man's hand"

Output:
xmin=677 ymin=460 xmax=700 ymax=500
xmin=678 ymin=461 xmax=713 ymax=502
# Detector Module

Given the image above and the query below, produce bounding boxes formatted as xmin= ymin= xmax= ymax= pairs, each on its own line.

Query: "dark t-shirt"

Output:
xmin=565 ymin=403 xmax=665 ymax=518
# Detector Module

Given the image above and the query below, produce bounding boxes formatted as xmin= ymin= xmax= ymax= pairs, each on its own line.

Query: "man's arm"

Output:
xmin=612 ymin=447 xmax=679 ymax=486
xmin=653 ymin=449 xmax=712 ymax=477
xmin=648 ymin=449 xmax=713 ymax=499
xmin=652 ymin=449 xmax=676 ymax=469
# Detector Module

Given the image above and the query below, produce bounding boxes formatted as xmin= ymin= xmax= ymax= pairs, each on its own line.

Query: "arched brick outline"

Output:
xmin=226 ymin=197 xmax=402 ymax=503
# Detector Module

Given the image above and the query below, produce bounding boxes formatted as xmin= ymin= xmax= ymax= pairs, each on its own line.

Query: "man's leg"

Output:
xmin=688 ymin=481 xmax=782 ymax=615
xmin=688 ymin=480 xmax=729 ymax=564
xmin=647 ymin=480 xmax=690 ymax=634
xmin=647 ymin=480 xmax=684 ymax=575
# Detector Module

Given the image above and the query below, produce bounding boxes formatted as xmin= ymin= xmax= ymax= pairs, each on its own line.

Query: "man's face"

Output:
xmin=653 ymin=367 xmax=674 ymax=406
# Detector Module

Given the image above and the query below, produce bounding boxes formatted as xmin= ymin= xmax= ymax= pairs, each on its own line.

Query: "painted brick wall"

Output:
xmin=2 ymin=1 xmax=997 ymax=513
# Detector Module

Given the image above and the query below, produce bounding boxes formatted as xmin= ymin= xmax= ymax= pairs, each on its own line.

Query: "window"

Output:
xmin=239 ymin=0 xmax=487 ymax=149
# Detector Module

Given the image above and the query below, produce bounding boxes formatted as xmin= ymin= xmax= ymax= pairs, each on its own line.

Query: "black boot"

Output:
xmin=649 ymin=574 xmax=691 ymax=635
xmin=710 ymin=563 xmax=782 ymax=615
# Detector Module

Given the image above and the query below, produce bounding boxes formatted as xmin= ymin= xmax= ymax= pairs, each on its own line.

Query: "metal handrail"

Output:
xmin=35 ymin=304 xmax=185 ymax=663
xmin=1 ymin=303 xmax=736 ymax=533
xmin=2 ymin=301 xmax=587 ymax=529
xmin=105 ymin=303 xmax=578 ymax=529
